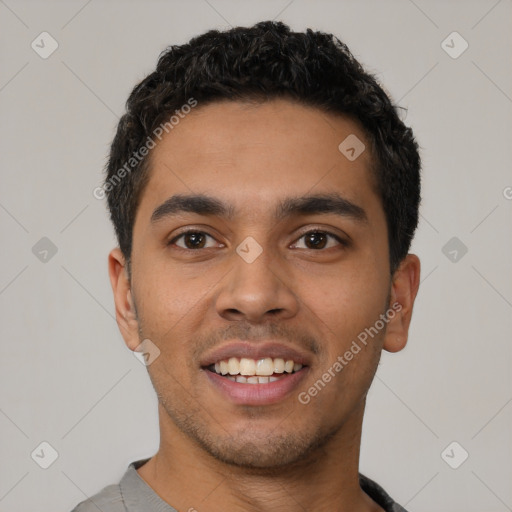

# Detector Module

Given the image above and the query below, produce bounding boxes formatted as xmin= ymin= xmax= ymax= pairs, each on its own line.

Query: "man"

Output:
xmin=73 ymin=20 xmax=421 ymax=512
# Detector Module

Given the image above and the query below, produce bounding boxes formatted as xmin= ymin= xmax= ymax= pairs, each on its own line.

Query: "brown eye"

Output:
xmin=170 ymin=231 xmax=217 ymax=249
xmin=292 ymin=231 xmax=345 ymax=250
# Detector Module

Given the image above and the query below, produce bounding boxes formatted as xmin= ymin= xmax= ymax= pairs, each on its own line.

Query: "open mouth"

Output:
xmin=205 ymin=357 xmax=305 ymax=384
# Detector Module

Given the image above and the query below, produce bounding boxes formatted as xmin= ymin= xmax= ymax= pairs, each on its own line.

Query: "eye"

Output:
xmin=168 ymin=229 xmax=346 ymax=251
xmin=169 ymin=231 xmax=220 ymax=250
xmin=292 ymin=230 xmax=346 ymax=250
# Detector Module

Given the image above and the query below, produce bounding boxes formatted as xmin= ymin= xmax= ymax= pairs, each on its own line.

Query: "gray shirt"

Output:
xmin=70 ymin=459 xmax=408 ymax=512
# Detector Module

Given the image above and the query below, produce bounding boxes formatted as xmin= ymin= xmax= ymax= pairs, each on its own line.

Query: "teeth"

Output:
xmin=256 ymin=358 xmax=274 ymax=376
xmin=235 ymin=375 xmax=280 ymax=384
xmin=228 ymin=357 xmax=239 ymax=375
xmin=210 ymin=357 xmax=304 ymax=378
xmin=239 ymin=358 xmax=256 ymax=376
xmin=273 ymin=358 xmax=285 ymax=373
xmin=284 ymin=360 xmax=294 ymax=373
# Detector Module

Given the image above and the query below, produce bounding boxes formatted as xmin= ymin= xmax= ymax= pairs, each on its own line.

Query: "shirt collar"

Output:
xmin=119 ymin=459 xmax=177 ymax=512
xmin=120 ymin=459 xmax=406 ymax=512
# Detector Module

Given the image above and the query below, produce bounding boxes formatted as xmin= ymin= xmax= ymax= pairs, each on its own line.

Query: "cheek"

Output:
xmin=133 ymin=262 xmax=211 ymax=352
xmin=300 ymin=272 xmax=387 ymax=416
xmin=301 ymin=263 xmax=389 ymax=365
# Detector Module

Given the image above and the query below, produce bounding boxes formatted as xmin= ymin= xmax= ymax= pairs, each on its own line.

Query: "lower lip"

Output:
xmin=203 ymin=369 xmax=308 ymax=406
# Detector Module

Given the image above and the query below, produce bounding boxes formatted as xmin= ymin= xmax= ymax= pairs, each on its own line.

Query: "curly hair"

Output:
xmin=105 ymin=20 xmax=421 ymax=275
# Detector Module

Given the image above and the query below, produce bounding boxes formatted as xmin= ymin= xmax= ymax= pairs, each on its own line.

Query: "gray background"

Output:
xmin=1 ymin=0 xmax=511 ymax=511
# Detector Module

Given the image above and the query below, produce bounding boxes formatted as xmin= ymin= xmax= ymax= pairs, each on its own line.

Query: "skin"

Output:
xmin=109 ymin=98 xmax=420 ymax=512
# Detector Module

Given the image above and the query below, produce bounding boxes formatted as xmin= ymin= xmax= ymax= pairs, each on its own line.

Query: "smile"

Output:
xmin=200 ymin=341 xmax=311 ymax=405
xmin=207 ymin=357 xmax=304 ymax=384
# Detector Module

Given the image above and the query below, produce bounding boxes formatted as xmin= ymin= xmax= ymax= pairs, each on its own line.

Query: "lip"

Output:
xmin=200 ymin=340 xmax=313 ymax=368
xmin=203 ymin=366 xmax=309 ymax=406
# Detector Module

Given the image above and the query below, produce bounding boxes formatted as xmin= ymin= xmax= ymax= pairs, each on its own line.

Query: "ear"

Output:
xmin=382 ymin=254 xmax=421 ymax=353
xmin=108 ymin=248 xmax=140 ymax=351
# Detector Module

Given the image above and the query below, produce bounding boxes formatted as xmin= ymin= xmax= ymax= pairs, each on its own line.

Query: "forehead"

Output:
xmin=135 ymin=98 xmax=381 ymax=225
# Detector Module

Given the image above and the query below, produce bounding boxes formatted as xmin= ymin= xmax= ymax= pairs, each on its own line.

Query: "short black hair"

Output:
xmin=104 ymin=20 xmax=420 ymax=275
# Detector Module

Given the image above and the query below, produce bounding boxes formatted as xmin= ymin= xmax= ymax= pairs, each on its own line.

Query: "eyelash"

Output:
xmin=168 ymin=229 xmax=349 ymax=250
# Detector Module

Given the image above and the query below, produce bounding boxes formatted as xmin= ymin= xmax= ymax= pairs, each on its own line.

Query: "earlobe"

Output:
xmin=108 ymin=248 xmax=140 ymax=351
xmin=382 ymin=254 xmax=421 ymax=353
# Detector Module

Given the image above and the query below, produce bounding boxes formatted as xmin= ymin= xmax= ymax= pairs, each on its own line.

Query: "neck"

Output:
xmin=137 ymin=400 xmax=383 ymax=512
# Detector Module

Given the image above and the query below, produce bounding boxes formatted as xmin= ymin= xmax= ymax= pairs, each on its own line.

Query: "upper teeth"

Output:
xmin=213 ymin=357 xmax=303 ymax=376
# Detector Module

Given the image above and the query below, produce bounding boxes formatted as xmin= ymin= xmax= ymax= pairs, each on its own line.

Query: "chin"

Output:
xmin=192 ymin=425 xmax=338 ymax=470
xmin=161 ymin=393 xmax=343 ymax=470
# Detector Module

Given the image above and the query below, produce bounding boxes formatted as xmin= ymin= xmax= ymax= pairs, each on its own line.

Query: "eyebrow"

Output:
xmin=150 ymin=193 xmax=368 ymax=224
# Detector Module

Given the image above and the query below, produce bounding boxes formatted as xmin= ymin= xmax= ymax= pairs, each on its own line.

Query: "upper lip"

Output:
xmin=200 ymin=341 xmax=312 ymax=368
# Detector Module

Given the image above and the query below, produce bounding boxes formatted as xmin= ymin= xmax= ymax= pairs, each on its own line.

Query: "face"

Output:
xmin=110 ymin=99 xmax=419 ymax=469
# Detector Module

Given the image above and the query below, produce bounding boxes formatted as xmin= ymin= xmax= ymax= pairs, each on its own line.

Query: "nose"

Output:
xmin=215 ymin=246 xmax=299 ymax=324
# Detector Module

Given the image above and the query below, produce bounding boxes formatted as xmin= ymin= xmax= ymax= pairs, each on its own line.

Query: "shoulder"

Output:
xmin=69 ymin=483 xmax=125 ymax=512
xmin=359 ymin=473 xmax=409 ymax=512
